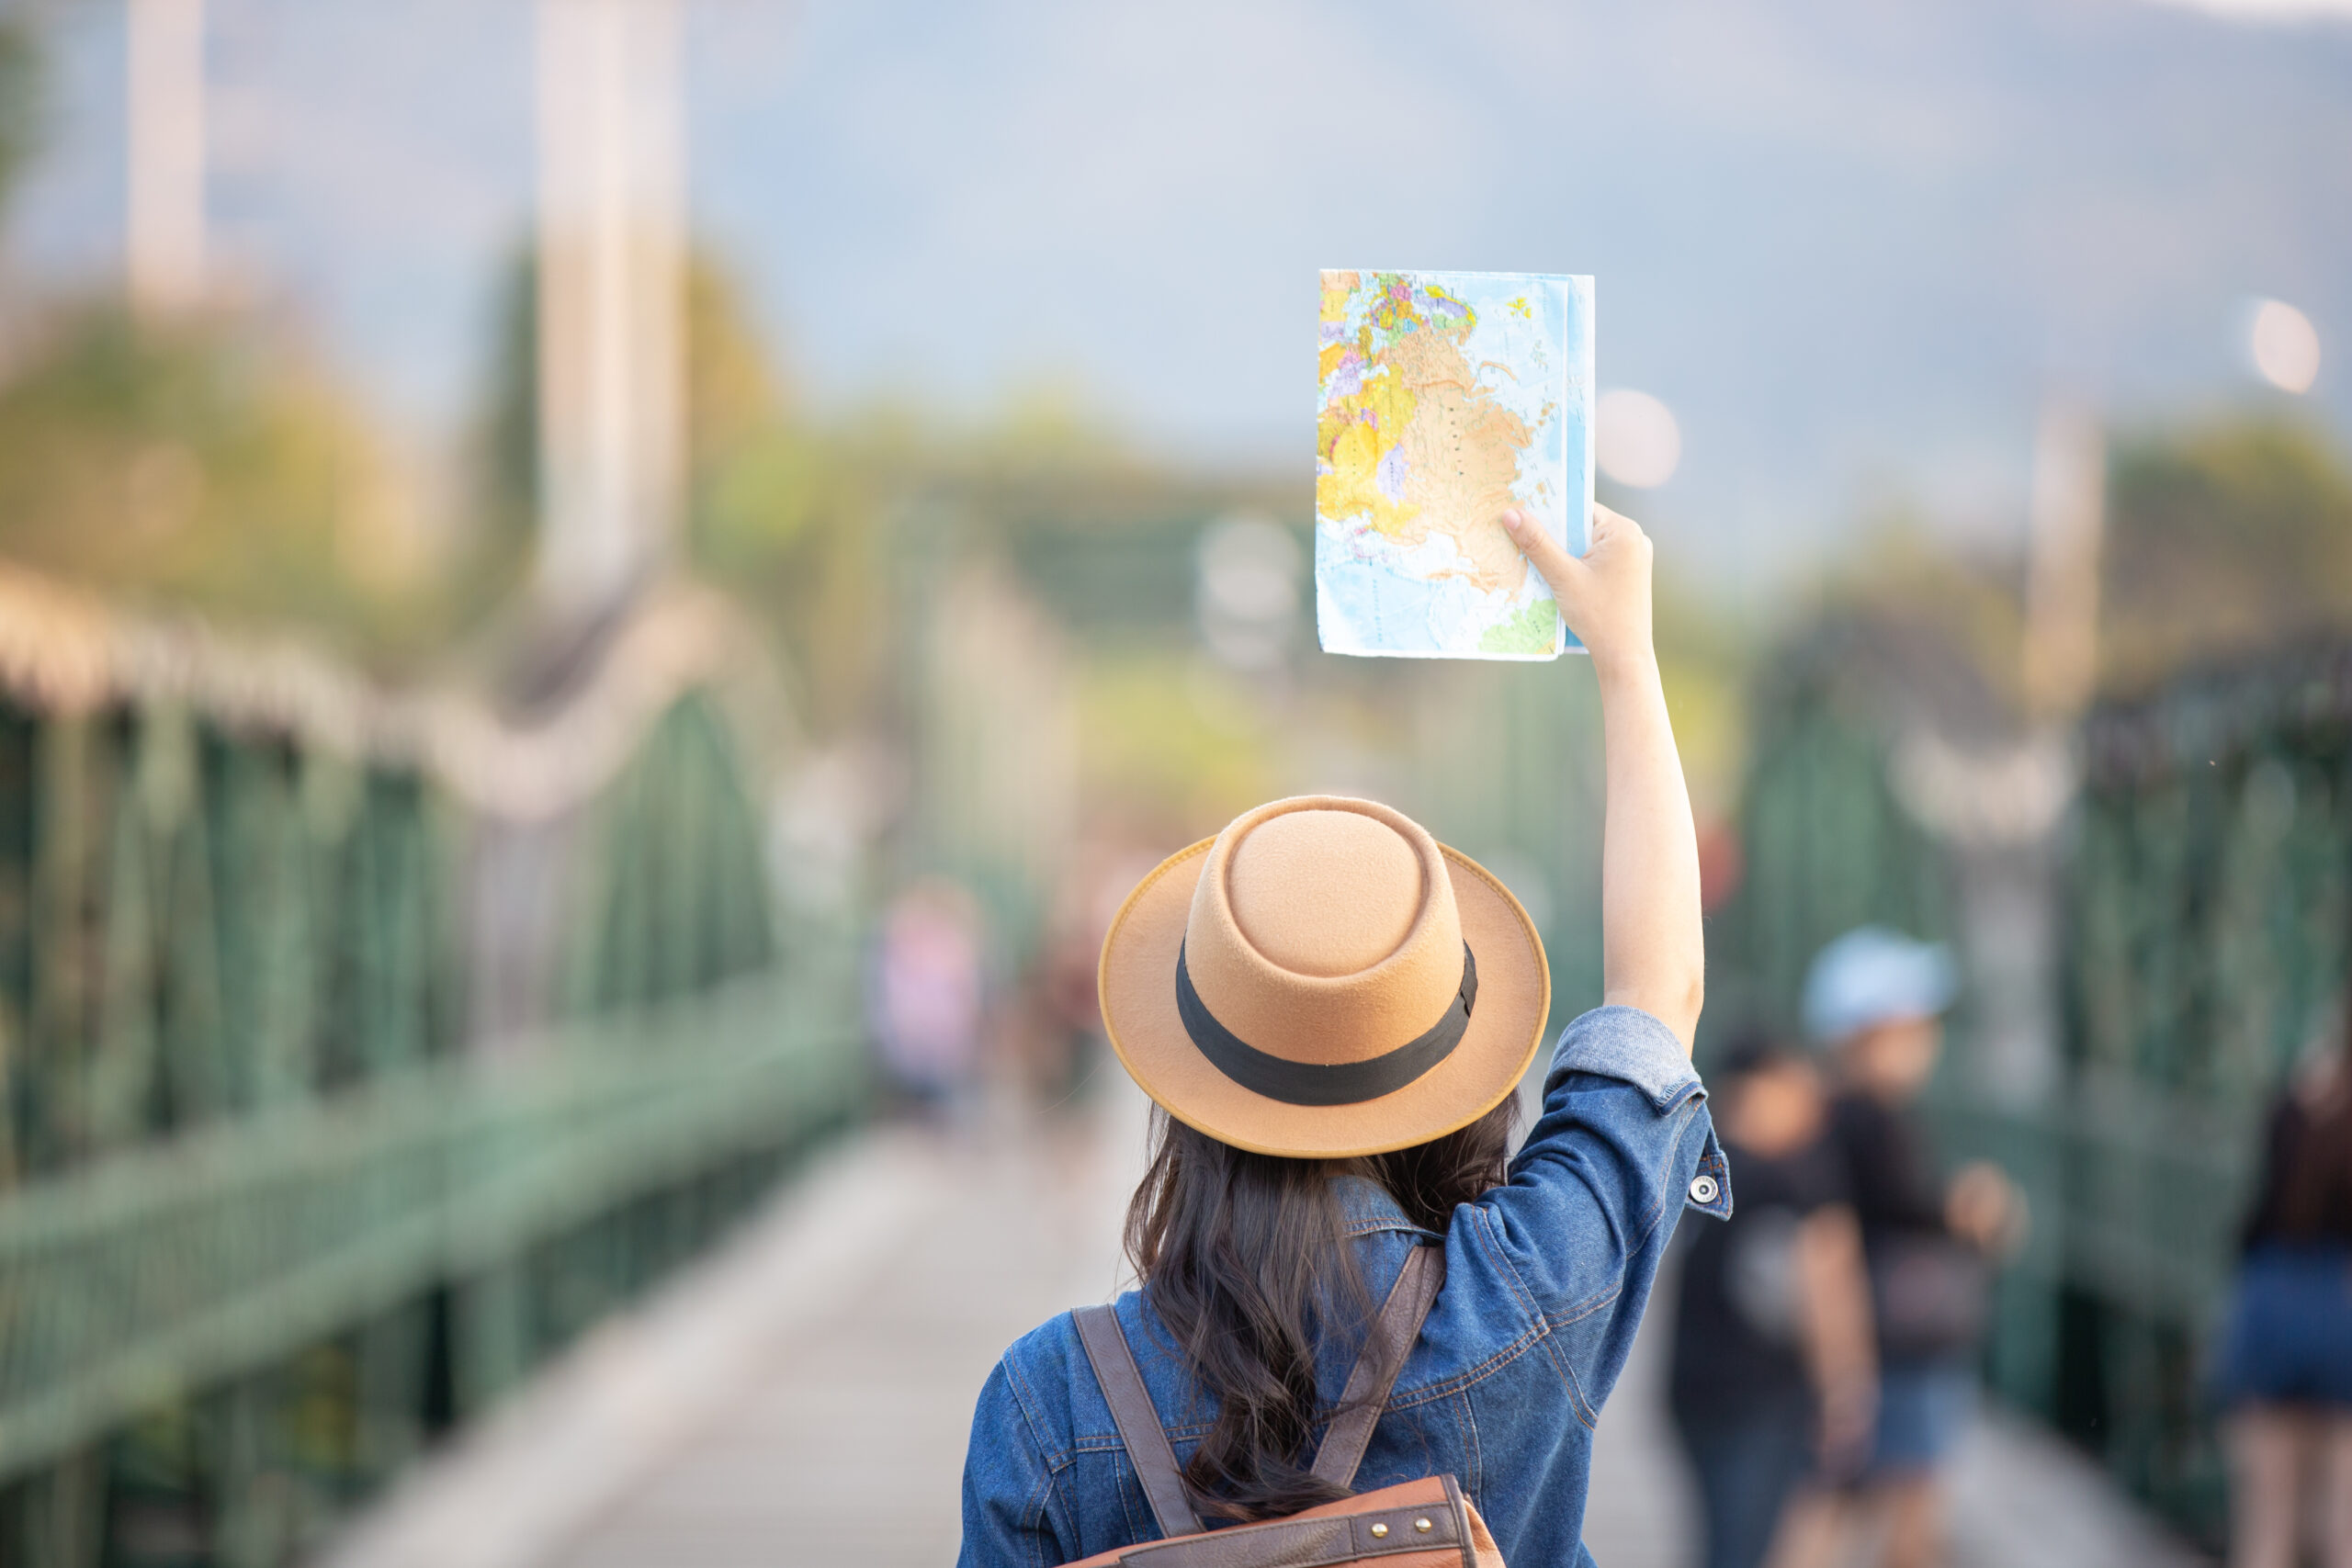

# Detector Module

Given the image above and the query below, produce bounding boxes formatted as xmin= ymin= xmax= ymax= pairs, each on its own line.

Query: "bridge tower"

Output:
xmin=126 ymin=0 xmax=206 ymax=316
xmin=533 ymin=0 xmax=686 ymax=617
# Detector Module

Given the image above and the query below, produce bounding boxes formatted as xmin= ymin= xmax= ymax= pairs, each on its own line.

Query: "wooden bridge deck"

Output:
xmin=320 ymin=1078 xmax=2208 ymax=1568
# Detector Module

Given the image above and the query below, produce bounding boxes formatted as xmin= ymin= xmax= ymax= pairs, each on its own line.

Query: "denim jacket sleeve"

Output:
xmin=1443 ymin=1004 xmax=1729 ymax=1422
xmin=960 ymin=1353 xmax=1072 ymax=1568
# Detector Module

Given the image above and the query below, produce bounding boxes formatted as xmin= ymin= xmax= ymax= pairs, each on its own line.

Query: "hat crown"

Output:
xmin=1227 ymin=809 xmax=1424 ymax=977
xmin=1184 ymin=796 xmax=1464 ymax=1066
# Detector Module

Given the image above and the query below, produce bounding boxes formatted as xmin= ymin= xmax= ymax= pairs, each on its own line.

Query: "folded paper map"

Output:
xmin=1315 ymin=270 xmax=1592 ymax=660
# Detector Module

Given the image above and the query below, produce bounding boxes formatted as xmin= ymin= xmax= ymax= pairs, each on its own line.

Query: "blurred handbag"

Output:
xmin=1870 ymin=1232 xmax=1989 ymax=1359
xmin=1061 ymin=1244 xmax=1505 ymax=1567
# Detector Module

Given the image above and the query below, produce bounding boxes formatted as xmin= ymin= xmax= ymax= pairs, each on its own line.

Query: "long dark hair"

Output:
xmin=1122 ymin=1096 xmax=1518 ymax=1522
xmin=2278 ymin=1014 xmax=2352 ymax=1235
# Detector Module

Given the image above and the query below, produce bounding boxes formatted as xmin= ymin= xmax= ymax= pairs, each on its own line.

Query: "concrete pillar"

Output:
xmin=533 ymin=0 xmax=685 ymax=615
xmin=2023 ymin=400 xmax=2106 ymax=723
xmin=127 ymin=0 xmax=207 ymax=316
xmin=1966 ymin=397 xmax=2106 ymax=1108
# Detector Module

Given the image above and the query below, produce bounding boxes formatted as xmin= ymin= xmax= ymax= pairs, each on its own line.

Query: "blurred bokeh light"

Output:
xmin=1597 ymin=388 xmax=1682 ymax=491
xmin=1194 ymin=512 xmax=1302 ymax=674
xmin=2249 ymin=297 xmax=2323 ymax=392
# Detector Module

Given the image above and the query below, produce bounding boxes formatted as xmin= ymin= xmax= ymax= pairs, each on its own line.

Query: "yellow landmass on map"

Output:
xmin=1317 ymin=334 xmax=1419 ymax=536
xmin=1316 ymin=275 xmax=1536 ymax=592
xmin=1319 ymin=271 xmax=1361 ymax=323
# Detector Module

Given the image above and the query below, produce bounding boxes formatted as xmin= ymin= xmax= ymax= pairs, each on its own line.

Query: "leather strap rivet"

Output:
xmin=1414 ymin=1517 xmax=1433 ymax=1532
xmin=1369 ymin=1523 xmax=1388 ymax=1538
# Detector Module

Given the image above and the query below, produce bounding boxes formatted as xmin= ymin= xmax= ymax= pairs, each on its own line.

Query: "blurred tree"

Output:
xmin=1652 ymin=577 xmax=1753 ymax=823
xmin=473 ymin=245 xmax=893 ymax=731
xmin=473 ymin=253 xmax=541 ymax=596
xmin=2099 ymin=418 xmax=2352 ymax=693
xmin=684 ymin=253 xmax=790 ymax=467
xmin=1746 ymin=416 xmax=2352 ymax=734
xmin=1799 ymin=519 xmax=2032 ymax=726
xmin=678 ymin=257 xmax=891 ymax=736
xmin=1075 ymin=650 xmax=1276 ymax=838
xmin=0 ymin=14 xmax=40 ymax=220
xmin=0 ymin=8 xmax=476 ymax=663
xmin=0 ymin=305 xmax=444 ymax=660
xmin=478 ymin=245 xmax=800 ymax=539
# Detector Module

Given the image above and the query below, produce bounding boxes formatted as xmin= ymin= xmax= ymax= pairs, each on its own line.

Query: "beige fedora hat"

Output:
xmin=1098 ymin=795 xmax=1550 ymax=1159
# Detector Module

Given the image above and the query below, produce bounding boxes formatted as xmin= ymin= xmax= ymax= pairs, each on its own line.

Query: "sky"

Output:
xmin=6 ymin=0 xmax=2350 ymax=588
xmin=2164 ymin=0 xmax=2352 ymax=13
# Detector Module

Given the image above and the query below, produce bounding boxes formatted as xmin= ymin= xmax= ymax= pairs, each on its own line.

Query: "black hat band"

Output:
xmin=1174 ymin=941 xmax=1478 ymax=1108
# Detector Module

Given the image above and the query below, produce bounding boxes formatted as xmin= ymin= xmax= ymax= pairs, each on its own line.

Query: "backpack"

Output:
xmin=1061 ymin=1244 xmax=1506 ymax=1567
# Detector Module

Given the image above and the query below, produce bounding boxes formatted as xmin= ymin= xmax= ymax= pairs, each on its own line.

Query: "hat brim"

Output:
xmin=1097 ymin=837 xmax=1552 ymax=1159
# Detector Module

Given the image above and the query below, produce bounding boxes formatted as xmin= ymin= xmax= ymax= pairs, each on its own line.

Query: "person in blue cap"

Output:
xmin=1773 ymin=927 xmax=2023 ymax=1568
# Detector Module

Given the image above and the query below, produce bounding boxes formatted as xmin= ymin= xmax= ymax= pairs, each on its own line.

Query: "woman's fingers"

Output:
xmin=1588 ymin=502 xmax=1621 ymax=549
xmin=1503 ymin=502 xmax=1656 ymax=669
xmin=1499 ymin=507 xmax=1582 ymax=598
xmin=1589 ymin=502 xmax=1651 ymax=562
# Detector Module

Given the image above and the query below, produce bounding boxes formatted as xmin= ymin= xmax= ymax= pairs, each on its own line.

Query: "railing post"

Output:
xmin=456 ymin=1263 xmax=534 ymax=1418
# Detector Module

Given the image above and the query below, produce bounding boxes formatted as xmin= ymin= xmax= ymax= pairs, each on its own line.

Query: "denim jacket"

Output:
xmin=957 ymin=1004 xmax=1730 ymax=1568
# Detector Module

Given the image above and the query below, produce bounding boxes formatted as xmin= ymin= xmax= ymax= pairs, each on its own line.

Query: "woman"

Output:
xmin=2215 ymin=1022 xmax=2352 ymax=1568
xmin=957 ymin=504 xmax=1723 ymax=1566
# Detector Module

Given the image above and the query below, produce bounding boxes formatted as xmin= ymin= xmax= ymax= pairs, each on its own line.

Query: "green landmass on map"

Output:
xmin=1478 ymin=598 xmax=1561 ymax=655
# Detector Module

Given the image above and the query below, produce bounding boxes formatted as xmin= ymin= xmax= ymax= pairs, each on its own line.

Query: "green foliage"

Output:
xmin=1815 ymin=520 xmax=2032 ymax=708
xmin=1651 ymin=576 xmax=1755 ymax=822
xmin=478 ymin=247 xmax=798 ymax=530
xmin=693 ymin=421 xmax=893 ymax=735
xmin=468 ymin=248 xmax=893 ymax=730
xmin=1074 ymin=652 xmax=1276 ymax=836
xmin=2102 ymin=418 xmax=2352 ymax=691
xmin=0 ymin=17 xmax=41 ymax=221
xmin=475 ymin=254 xmax=540 ymax=570
xmin=0 ymin=306 xmax=461 ymax=660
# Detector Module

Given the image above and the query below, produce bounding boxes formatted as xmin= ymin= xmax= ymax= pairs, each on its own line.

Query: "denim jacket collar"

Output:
xmin=1332 ymin=1173 xmax=1444 ymax=1243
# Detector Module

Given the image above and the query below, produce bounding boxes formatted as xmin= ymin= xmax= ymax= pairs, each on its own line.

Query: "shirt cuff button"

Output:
xmin=1688 ymin=1174 xmax=1718 ymax=1204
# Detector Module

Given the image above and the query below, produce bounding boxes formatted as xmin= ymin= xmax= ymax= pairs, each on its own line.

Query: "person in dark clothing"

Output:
xmin=1776 ymin=928 xmax=2022 ymax=1568
xmin=1669 ymin=1034 xmax=1873 ymax=1568
xmin=2213 ymin=1021 xmax=2352 ymax=1568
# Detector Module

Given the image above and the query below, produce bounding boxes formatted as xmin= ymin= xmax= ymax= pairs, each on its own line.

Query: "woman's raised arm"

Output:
xmin=1502 ymin=503 xmax=1705 ymax=1048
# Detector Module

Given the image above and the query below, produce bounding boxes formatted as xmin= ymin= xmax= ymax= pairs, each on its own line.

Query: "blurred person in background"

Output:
xmin=1781 ymin=927 xmax=2022 ymax=1568
xmin=2213 ymin=1017 xmax=2352 ymax=1568
xmin=1023 ymin=844 xmax=1160 ymax=1111
xmin=871 ymin=877 xmax=987 ymax=1115
xmin=1668 ymin=1031 xmax=1874 ymax=1568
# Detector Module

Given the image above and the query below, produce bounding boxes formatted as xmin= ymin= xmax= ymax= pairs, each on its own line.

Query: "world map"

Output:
xmin=1315 ymin=270 xmax=1592 ymax=660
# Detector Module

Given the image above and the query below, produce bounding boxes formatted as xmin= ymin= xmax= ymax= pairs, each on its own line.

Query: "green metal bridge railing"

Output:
xmin=2040 ymin=646 xmax=2352 ymax=1533
xmin=0 ymin=568 xmax=868 ymax=1568
xmin=1716 ymin=618 xmax=2352 ymax=1547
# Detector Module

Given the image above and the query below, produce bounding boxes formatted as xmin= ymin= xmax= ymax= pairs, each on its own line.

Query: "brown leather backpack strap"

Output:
xmin=1074 ymin=1304 xmax=1204 ymax=1540
xmin=1308 ymin=1242 xmax=1446 ymax=1489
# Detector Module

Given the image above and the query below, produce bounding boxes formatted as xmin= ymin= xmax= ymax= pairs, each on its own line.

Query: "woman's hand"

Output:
xmin=1947 ymin=1161 xmax=2029 ymax=1257
xmin=1501 ymin=503 xmax=1655 ymax=675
